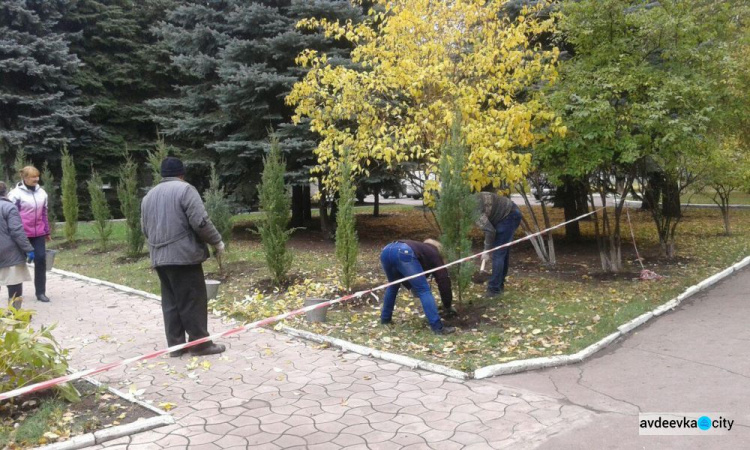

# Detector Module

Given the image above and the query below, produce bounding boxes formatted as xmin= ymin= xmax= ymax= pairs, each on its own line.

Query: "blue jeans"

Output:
xmin=380 ymin=242 xmax=443 ymax=331
xmin=488 ymin=206 xmax=522 ymax=294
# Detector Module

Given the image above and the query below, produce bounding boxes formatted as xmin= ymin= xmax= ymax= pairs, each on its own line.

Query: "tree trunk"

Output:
xmin=558 ymin=176 xmax=587 ymax=240
xmin=721 ymin=205 xmax=731 ymax=236
xmin=303 ymin=185 xmax=312 ymax=220
xmin=660 ymin=240 xmax=676 ymax=259
xmin=291 ymin=185 xmax=304 ymax=228
xmin=641 ymin=172 xmax=663 ymax=211
xmin=373 ymin=188 xmax=380 ymax=217
xmin=662 ymin=176 xmax=681 ymax=219
xmin=318 ymin=181 xmax=333 ymax=237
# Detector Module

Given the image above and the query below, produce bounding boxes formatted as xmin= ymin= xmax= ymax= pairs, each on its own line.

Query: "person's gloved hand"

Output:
xmin=481 ymin=252 xmax=491 ymax=268
xmin=441 ymin=305 xmax=459 ymax=319
xmin=214 ymin=241 xmax=226 ymax=256
xmin=26 ymin=251 xmax=35 ymax=263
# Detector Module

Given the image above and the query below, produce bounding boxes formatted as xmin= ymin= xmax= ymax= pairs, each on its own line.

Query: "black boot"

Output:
xmin=190 ymin=343 xmax=226 ymax=356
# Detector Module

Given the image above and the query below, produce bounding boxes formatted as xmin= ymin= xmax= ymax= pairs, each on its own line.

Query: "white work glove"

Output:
xmin=214 ymin=241 xmax=226 ymax=256
xmin=480 ymin=253 xmax=491 ymax=272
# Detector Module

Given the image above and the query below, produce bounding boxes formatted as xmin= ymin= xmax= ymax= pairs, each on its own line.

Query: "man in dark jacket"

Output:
xmin=141 ymin=157 xmax=226 ymax=357
xmin=379 ymin=239 xmax=456 ymax=335
xmin=475 ymin=192 xmax=523 ymax=297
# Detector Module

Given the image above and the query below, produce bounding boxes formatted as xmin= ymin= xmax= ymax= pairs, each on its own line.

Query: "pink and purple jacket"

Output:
xmin=8 ymin=182 xmax=50 ymax=238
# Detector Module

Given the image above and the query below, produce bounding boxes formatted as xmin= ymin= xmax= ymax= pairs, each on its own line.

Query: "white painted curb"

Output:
xmin=618 ymin=312 xmax=654 ymax=335
xmin=473 ymin=255 xmax=749 ymax=379
xmin=37 ymin=376 xmax=174 ymax=450
xmin=49 ymin=255 xmax=749 ymax=382
xmin=51 ymin=268 xmax=161 ymax=302
xmin=282 ymin=326 xmax=470 ymax=380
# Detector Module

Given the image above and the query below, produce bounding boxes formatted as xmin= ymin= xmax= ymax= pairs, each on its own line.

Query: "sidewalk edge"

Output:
xmin=281 ymin=326 xmax=470 ymax=380
xmin=473 ymin=255 xmax=750 ymax=379
xmin=36 ymin=376 xmax=174 ymax=450
xmin=49 ymin=256 xmax=749 ymax=382
xmin=51 ymin=268 xmax=161 ymax=302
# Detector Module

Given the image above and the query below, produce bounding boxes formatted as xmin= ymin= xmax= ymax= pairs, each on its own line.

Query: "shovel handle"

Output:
xmin=480 ymin=258 xmax=486 ymax=273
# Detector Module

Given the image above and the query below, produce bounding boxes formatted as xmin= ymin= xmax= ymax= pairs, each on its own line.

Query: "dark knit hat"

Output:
xmin=160 ymin=157 xmax=185 ymax=177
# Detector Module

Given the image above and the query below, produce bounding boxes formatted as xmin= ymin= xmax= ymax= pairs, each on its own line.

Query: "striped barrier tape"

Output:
xmin=0 ymin=208 xmax=599 ymax=401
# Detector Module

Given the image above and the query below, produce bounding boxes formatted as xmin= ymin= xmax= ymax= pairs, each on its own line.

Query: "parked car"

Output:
xmin=401 ymin=170 xmax=436 ymax=200
xmin=530 ymin=186 xmax=555 ymax=201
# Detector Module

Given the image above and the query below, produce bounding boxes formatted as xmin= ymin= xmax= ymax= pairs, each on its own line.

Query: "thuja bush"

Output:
xmin=335 ymin=151 xmax=358 ymax=291
xmin=147 ymin=136 xmax=171 ymax=186
xmin=204 ymin=164 xmax=233 ymax=249
xmin=117 ymin=157 xmax=144 ymax=257
xmin=87 ymin=170 xmax=113 ymax=251
xmin=436 ymin=118 xmax=477 ymax=306
xmin=41 ymin=162 xmax=57 ymax=234
xmin=258 ymin=136 xmax=293 ymax=286
xmin=61 ymin=146 xmax=79 ymax=244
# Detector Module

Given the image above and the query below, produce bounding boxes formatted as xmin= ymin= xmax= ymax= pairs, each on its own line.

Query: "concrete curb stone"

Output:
xmin=652 ymin=298 xmax=680 ymax=317
xmin=36 ymin=376 xmax=174 ymax=450
xmin=282 ymin=326 xmax=469 ymax=379
xmin=617 ymin=312 xmax=654 ymax=335
xmin=51 ymin=268 xmax=161 ymax=302
xmin=50 ymin=255 xmax=749 ymax=383
xmin=39 ymin=416 xmax=174 ymax=450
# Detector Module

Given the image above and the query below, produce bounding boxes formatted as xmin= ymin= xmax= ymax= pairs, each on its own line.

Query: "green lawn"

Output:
xmin=682 ymin=190 xmax=750 ymax=206
xmin=48 ymin=206 xmax=750 ymax=371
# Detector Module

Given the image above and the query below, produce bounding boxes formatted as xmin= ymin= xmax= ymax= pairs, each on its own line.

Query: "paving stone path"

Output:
xmin=31 ymin=273 xmax=593 ymax=449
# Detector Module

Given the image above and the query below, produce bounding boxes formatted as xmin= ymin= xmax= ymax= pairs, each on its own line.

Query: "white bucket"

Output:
xmin=303 ymin=298 xmax=329 ymax=323
xmin=205 ymin=280 xmax=221 ymax=300
xmin=45 ymin=249 xmax=57 ymax=272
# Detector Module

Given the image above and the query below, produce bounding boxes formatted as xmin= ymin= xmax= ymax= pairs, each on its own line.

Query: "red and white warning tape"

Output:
xmin=0 ymin=208 xmax=600 ymax=401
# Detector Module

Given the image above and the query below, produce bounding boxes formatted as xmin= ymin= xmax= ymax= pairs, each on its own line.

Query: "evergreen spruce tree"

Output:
xmin=41 ymin=162 xmax=57 ymax=234
xmin=60 ymin=0 xmax=179 ymax=172
xmin=335 ymin=150 xmax=359 ymax=291
xmin=436 ymin=119 xmax=477 ymax=307
xmin=117 ymin=157 xmax=144 ymax=257
xmin=87 ymin=169 xmax=113 ymax=251
xmin=61 ymin=146 xmax=79 ymax=244
xmin=258 ymin=136 xmax=293 ymax=286
xmin=150 ymin=0 xmax=365 ymax=207
xmin=204 ymin=164 xmax=233 ymax=249
xmin=0 ymin=0 xmax=95 ymax=178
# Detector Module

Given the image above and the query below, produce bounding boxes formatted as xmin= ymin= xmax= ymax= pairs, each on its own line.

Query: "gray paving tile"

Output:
xmin=30 ymin=273 xmax=593 ymax=450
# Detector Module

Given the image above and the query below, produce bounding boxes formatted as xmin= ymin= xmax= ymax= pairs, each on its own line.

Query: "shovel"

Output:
xmin=215 ymin=251 xmax=224 ymax=277
xmin=471 ymin=257 xmax=492 ymax=284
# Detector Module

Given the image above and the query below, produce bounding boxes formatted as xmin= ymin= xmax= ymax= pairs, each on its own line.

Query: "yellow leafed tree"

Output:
xmin=287 ymin=0 xmax=566 ymax=201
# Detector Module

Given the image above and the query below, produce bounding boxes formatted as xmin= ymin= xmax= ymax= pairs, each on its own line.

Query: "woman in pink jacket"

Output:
xmin=8 ymin=166 xmax=51 ymax=303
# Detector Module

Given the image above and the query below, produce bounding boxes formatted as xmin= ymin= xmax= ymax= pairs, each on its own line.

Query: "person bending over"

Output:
xmin=379 ymin=239 xmax=457 ymax=335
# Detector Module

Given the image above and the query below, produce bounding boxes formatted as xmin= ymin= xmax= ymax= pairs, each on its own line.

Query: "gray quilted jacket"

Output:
xmin=0 ymin=197 xmax=34 ymax=269
xmin=140 ymin=178 xmax=222 ymax=267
